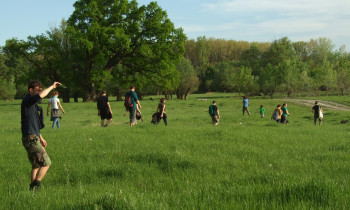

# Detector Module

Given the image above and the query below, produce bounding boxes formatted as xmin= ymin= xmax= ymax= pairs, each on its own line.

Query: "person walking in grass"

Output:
xmin=209 ymin=101 xmax=220 ymax=125
xmin=312 ymin=101 xmax=324 ymax=125
xmin=156 ymin=98 xmax=167 ymax=125
xmin=125 ymin=85 xmax=142 ymax=127
xmin=281 ymin=103 xmax=291 ymax=124
xmin=97 ymin=90 xmax=113 ymax=127
xmin=242 ymin=96 xmax=251 ymax=116
xmin=271 ymin=104 xmax=283 ymax=124
xmin=47 ymin=91 xmax=65 ymax=128
xmin=259 ymin=105 xmax=265 ymax=118
xmin=21 ymin=80 xmax=61 ymax=191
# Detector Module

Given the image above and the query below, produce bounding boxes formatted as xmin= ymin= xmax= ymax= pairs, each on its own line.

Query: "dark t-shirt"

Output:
xmin=212 ymin=105 xmax=218 ymax=115
xmin=21 ymin=94 xmax=42 ymax=135
xmin=125 ymin=91 xmax=138 ymax=110
xmin=97 ymin=95 xmax=109 ymax=112
xmin=312 ymin=105 xmax=320 ymax=117
xmin=158 ymin=103 xmax=166 ymax=113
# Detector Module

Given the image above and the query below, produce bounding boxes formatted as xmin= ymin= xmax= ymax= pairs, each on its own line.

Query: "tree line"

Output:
xmin=183 ymin=36 xmax=350 ymax=98
xmin=1 ymin=0 xmax=350 ymax=101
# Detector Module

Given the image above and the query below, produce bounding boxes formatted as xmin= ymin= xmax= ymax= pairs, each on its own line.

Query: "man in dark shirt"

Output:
xmin=21 ymin=80 xmax=61 ymax=190
xmin=97 ymin=90 xmax=113 ymax=127
xmin=125 ymin=85 xmax=142 ymax=127
xmin=209 ymin=101 xmax=220 ymax=125
xmin=312 ymin=101 xmax=323 ymax=125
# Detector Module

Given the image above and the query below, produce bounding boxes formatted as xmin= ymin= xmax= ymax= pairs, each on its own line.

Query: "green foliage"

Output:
xmin=212 ymin=61 xmax=236 ymax=92
xmin=240 ymin=44 xmax=262 ymax=76
xmin=0 ymin=75 xmax=16 ymax=100
xmin=175 ymin=57 xmax=199 ymax=99
xmin=262 ymin=37 xmax=296 ymax=67
xmin=278 ymin=58 xmax=310 ymax=96
xmin=66 ymin=0 xmax=186 ymax=100
xmin=235 ymin=66 xmax=258 ymax=95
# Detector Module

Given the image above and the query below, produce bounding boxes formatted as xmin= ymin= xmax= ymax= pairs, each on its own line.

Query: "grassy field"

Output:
xmin=1 ymin=93 xmax=350 ymax=209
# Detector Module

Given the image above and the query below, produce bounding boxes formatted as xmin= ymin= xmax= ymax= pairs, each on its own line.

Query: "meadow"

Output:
xmin=1 ymin=93 xmax=350 ymax=209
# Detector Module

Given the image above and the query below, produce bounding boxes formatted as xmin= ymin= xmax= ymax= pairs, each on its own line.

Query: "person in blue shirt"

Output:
xmin=242 ymin=96 xmax=251 ymax=116
xmin=125 ymin=85 xmax=142 ymax=126
xmin=21 ymin=80 xmax=62 ymax=191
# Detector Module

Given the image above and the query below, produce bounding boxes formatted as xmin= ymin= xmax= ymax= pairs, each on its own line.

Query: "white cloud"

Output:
xmin=202 ymin=0 xmax=350 ymax=15
xmin=192 ymin=0 xmax=350 ymax=48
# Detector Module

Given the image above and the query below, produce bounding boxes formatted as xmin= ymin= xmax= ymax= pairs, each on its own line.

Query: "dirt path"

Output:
xmin=286 ymin=99 xmax=350 ymax=111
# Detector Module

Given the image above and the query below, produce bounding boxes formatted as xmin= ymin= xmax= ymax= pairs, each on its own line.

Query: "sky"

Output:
xmin=1 ymin=0 xmax=349 ymax=50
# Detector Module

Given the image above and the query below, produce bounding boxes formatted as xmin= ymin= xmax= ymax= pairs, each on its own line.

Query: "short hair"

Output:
xmin=260 ymin=105 xmax=263 ymax=108
xmin=100 ymin=90 xmax=106 ymax=95
xmin=282 ymin=103 xmax=287 ymax=107
xmin=277 ymin=104 xmax=281 ymax=108
xmin=130 ymin=85 xmax=135 ymax=90
xmin=315 ymin=101 xmax=318 ymax=104
xmin=213 ymin=101 xmax=216 ymax=104
xmin=28 ymin=80 xmax=42 ymax=90
xmin=52 ymin=91 xmax=59 ymax=96
xmin=160 ymin=98 xmax=166 ymax=103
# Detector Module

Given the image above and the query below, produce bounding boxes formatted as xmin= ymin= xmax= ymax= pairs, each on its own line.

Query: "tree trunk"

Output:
xmin=185 ymin=88 xmax=191 ymax=100
xmin=117 ymin=94 xmax=123 ymax=101
xmin=62 ymin=94 xmax=70 ymax=103
xmin=62 ymin=89 xmax=70 ymax=103
xmin=83 ymin=82 xmax=97 ymax=102
xmin=73 ymin=92 xmax=79 ymax=102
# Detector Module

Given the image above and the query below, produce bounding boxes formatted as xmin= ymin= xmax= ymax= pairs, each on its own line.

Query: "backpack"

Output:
xmin=319 ymin=107 xmax=323 ymax=119
xmin=151 ymin=112 xmax=160 ymax=124
xmin=272 ymin=109 xmax=279 ymax=120
xmin=124 ymin=96 xmax=133 ymax=109
xmin=208 ymin=105 xmax=214 ymax=116
xmin=136 ymin=109 xmax=143 ymax=122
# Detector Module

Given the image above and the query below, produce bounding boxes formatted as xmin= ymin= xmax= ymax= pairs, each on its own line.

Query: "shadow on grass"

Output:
xmin=80 ymin=120 xmax=94 ymax=126
xmin=194 ymin=96 xmax=233 ymax=99
xmin=264 ymin=123 xmax=280 ymax=127
xmin=69 ymin=193 xmax=130 ymax=209
xmin=101 ymin=168 xmax=125 ymax=179
xmin=255 ymin=181 xmax=334 ymax=208
xmin=303 ymin=116 xmax=314 ymax=120
xmin=129 ymin=152 xmax=196 ymax=173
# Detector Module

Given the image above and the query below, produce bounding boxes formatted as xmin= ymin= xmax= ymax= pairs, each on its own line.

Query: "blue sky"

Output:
xmin=1 ymin=0 xmax=349 ymax=50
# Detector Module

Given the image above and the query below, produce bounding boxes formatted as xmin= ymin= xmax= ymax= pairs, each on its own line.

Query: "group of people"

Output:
xmin=21 ymin=82 xmax=169 ymax=192
xmin=21 ymin=81 xmax=326 ymax=191
xmin=208 ymin=96 xmax=324 ymax=126
xmin=97 ymin=85 xmax=168 ymax=127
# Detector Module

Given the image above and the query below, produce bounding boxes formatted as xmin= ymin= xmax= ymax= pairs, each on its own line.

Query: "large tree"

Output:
xmin=175 ymin=57 xmax=199 ymax=99
xmin=66 ymin=0 xmax=186 ymax=101
xmin=212 ymin=62 xmax=236 ymax=92
xmin=2 ymin=20 xmax=75 ymax=101
xmin=0 ymin=54 xmax=16 ymax=100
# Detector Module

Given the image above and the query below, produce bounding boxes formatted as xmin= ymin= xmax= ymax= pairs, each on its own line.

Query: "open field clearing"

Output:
xmin=1 ymin=93 xmax=350 ymax=209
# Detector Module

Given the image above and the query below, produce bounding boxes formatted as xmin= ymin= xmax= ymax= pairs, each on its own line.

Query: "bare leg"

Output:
xmin=101 ymin=120 xmax=105 ymax=127
xmin=106 ymin=119 xmax=112 ymax=126
xmin=31 ymin=168 xmax=39 ymax=182
xmin=31 ymin=166 xmax=50 ymax=182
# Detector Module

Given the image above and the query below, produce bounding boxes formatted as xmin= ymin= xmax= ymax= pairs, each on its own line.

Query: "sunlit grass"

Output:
xmin=1 ymin=93 xmax=349 ymax=209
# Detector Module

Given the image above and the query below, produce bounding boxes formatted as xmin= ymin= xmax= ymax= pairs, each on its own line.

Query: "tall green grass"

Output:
xmin=1 ymin=93 xmax=349 ymax=209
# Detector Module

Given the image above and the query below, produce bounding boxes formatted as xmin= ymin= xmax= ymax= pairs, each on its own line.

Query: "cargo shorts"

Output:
xmin=129 ymin=108 xmax=136 ymax=123
xmin=211 ymin=115 xmax=219 ymax=124
xmin=22 ymin=134 xmax=51 ymax=169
